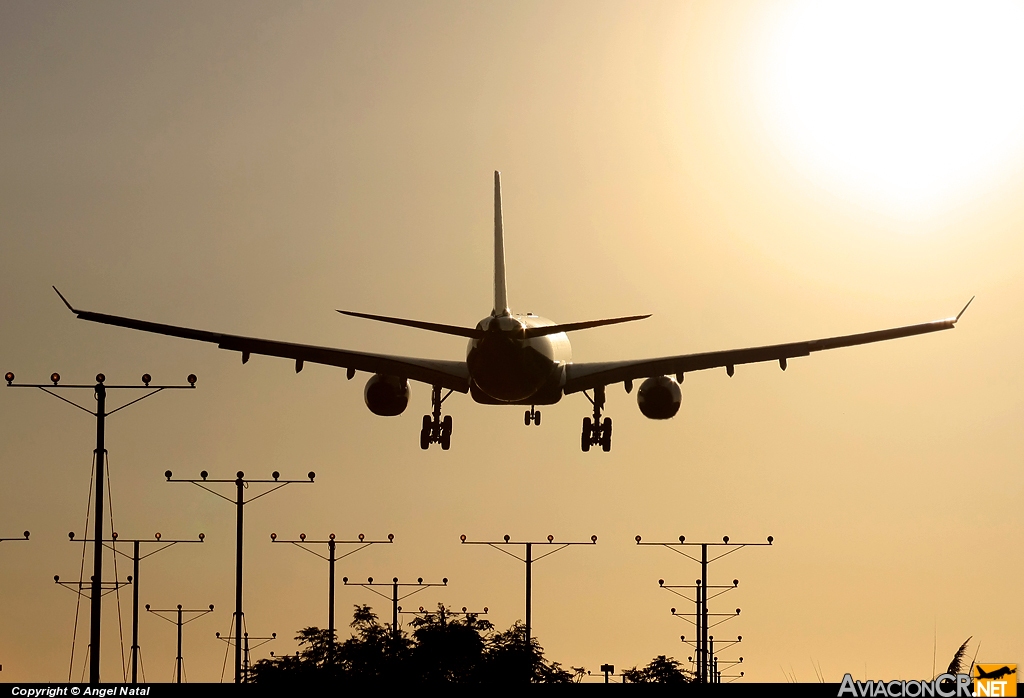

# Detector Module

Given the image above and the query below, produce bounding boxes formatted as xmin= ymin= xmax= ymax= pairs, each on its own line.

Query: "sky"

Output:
xmin=1 ymin=0 xmax=1023 ymax=684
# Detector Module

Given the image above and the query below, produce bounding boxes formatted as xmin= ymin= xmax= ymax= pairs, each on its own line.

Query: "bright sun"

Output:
xmin=757 ymin=1 xmax=1024 ymax=214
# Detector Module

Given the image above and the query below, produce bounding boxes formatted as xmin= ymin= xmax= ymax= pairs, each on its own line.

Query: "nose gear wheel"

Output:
xmin=581 ymin=386 xmax=612 ymax=452
xmin=420 ymin=385 xmax=454 ymax=450
xmin=524 ymin=406 xmax=541 ymax=426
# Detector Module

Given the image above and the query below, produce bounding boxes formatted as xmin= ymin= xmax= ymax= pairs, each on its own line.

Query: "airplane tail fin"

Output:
xmin=337 ymin=172 xmax=652 ymax=339
xmin=493 ymin=170 xmax=510 ymax=317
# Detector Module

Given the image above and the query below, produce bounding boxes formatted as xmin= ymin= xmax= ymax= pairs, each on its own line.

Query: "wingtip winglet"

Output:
xmin=955 ymin=296 xmax=975 ymax=323
xmin=52 ymin=286 xmax=76 ymax=313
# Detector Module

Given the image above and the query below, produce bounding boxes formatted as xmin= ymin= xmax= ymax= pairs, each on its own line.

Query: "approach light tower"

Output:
xmin=343 ymin=576 xmax=449 ymax=642
xmin=6 ymin=370 xmax=196 ymax=684
xmin=637 ymin=534 xmax=772 ymax=684
xmin=165 ymin=469 xmax=314 ymax=684
xmin=146 ymin=603 xmax=215 ymax=683
xmin=460 ymin=533 xmax=597 ymax=648
xmin=67 ymin=530 xmax=206 ymax=684
xmin=270 ymin=532 xmax=394 ymax=640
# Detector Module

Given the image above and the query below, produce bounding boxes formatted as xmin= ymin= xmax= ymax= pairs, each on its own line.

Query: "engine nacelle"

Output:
xmin=363 ymin=374 xmax=410 ymax=416
xmin=637 ymin=375 xmax=681 ymax=420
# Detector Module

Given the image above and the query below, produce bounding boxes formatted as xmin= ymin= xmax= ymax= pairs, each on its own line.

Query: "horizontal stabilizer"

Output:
xmin=524 ymin=314 xmax=651 ymax=339
xmin=337 ymin=310 xmax=484 ymax=339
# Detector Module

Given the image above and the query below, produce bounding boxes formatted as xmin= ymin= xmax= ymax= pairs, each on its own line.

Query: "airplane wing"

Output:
xmin=562 ymin=300 xmax=973 ymax=395
xmin=53 ymin=288 xmax=470 ymax=392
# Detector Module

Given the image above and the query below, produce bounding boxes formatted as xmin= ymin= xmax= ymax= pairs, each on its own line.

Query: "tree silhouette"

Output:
xmin=338 ymin=604 xmax=412 ymax=683
xmin=408 ymin=604 xmax=493 ymax=683
xmin=622 ymin=655 xmax=692 ymax=684
xmin=249 ymin=627 xmax=340 ymax=685
xmin=252 ymin=603 xmax=573 ymax=685
xmin=479 ymin=620 xmax=573 ymax=684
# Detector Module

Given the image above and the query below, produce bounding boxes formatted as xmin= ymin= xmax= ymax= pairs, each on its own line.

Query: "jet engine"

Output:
xmin=363 ymin=374 xmax=410 ymax=416
xmin=637 ymin=375 xmax=681 ymax=419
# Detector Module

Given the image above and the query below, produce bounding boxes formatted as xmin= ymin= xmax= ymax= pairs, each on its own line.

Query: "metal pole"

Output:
xmin=89 ymin=380 xmax=105 ymax=685
xmin=701 ymin=543 xmax=708 ymax=684
xmin=328 ymin=539 xmax=335 ymax=640
xmin=392 ymin=579 xmax=399 ymax=643
xmin=234 ymin=474 xmax=243 ymax=684
xmin=131 ymin=540 xmax=139 ymax=684
xmin=175 ymin=605 xmax=183 ymax=684
xmin=695 ymin=579 xmax=703 ymax=683
xmin=709 ymin=635 xmax=714 ymax=685
xmin=525 ymin=542 xmax=532 ymax=647
xmin=243 ymin=632 xmax=250 ymax=683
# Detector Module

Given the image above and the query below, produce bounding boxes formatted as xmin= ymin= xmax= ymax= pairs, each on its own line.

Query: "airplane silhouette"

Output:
xmin=976 ymin=666 xmax=1016 ymax=681
xmin=54 ymin=171 xmax=972 ymax=452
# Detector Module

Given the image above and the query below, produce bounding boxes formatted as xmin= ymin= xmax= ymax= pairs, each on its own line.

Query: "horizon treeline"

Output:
xmin=252 ymin=603 xmax=692 ymax=685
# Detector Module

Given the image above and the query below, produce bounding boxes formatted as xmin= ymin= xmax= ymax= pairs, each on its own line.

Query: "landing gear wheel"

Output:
xmin=534 ymin=410 xmax=541 ymax=426
xmin=581 ymin=386 xmax=611 ymax=453
xmin=525 ymin=410 xmax=532 ymax=426
xmin=419 ymin=386 xmax=454 ymax=450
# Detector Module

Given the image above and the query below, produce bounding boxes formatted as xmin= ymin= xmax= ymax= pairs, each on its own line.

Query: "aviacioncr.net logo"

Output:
xmin=838 ymin=673 xmax=972 ymax=697
xmin=973 ymin=664 xmax=1017 ymax=697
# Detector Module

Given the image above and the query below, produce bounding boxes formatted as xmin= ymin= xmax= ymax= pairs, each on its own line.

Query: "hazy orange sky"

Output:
xmin=1 ymin=0 xmax=1022 ymax=683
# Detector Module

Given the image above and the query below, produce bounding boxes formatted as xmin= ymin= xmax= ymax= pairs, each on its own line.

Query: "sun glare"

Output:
xmin=758 ymin=1 xmax=1024 ymax=214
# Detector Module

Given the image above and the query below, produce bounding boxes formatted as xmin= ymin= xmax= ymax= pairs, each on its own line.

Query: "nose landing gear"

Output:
xmin=420 ymin=385 xmax=454 ymax=450
xmin=581 ymin=386 xmax=612 ymax=452
xmin=524 ymin=406 xmax=541 ymax=426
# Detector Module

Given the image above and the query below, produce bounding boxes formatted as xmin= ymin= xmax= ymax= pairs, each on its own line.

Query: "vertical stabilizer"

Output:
xmin=493 ymin=170 xmax=510 ymax=316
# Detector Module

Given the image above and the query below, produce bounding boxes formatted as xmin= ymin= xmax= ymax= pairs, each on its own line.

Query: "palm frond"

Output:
xmin=946 ymin=636 xmax=972 ymax=675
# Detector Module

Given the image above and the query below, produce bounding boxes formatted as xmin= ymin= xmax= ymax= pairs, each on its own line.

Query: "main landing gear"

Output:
xmin=420 ymin=385 xmax=453 ymax=450
xmin=581 ymin=386 xmax=612 ymax=452
xmin=524 ymin=406 xmax=541 ymax=426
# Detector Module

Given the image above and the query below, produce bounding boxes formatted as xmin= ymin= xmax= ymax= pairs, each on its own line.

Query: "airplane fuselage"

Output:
xmin=466 ymin=313 xmax=571 ymax=405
